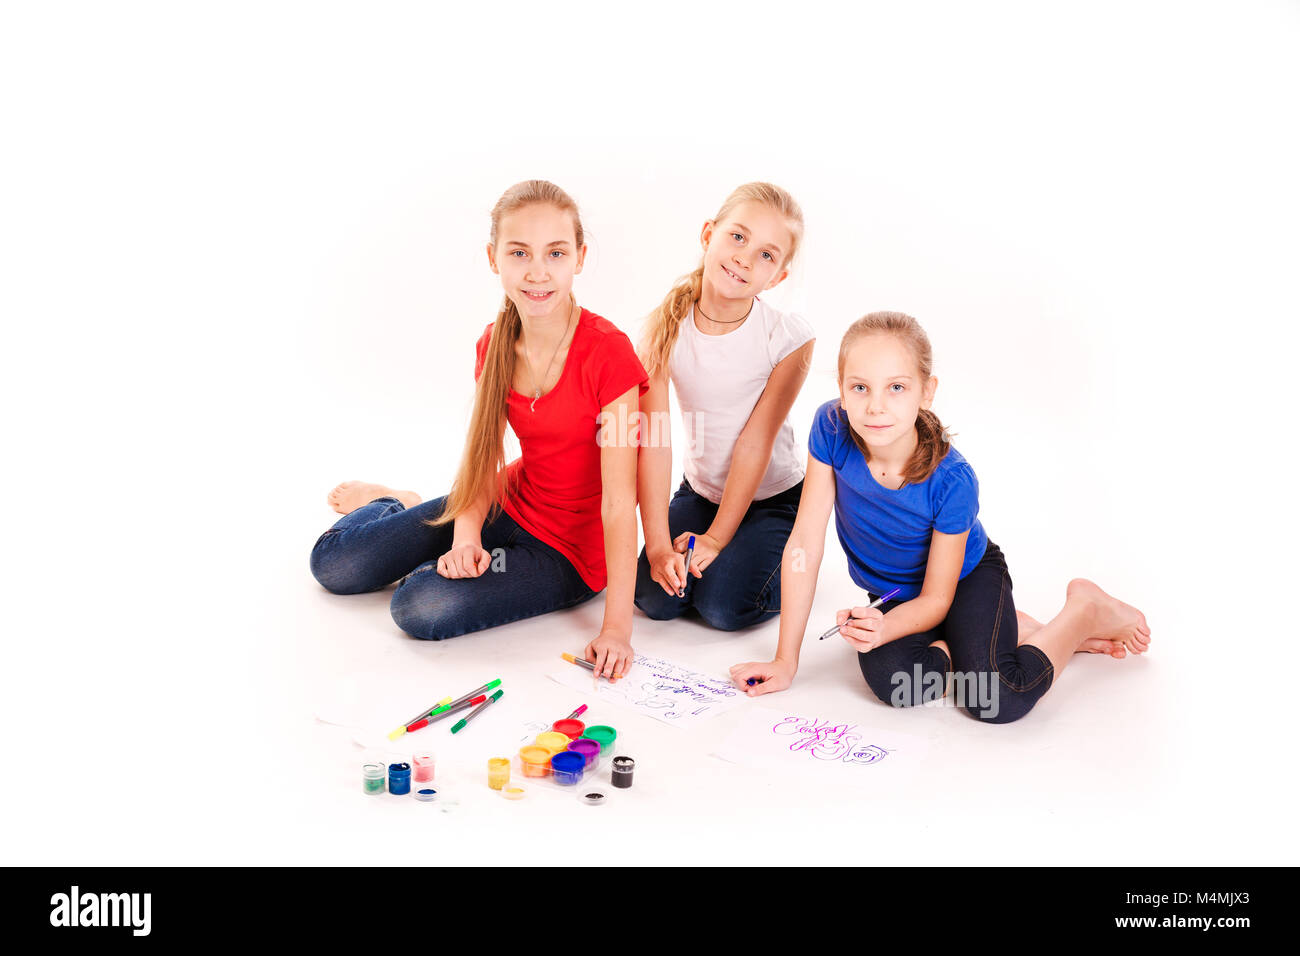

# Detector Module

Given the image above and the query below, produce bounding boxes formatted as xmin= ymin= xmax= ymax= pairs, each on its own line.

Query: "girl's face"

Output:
xmin=487 ymin=203 xmax=586 ymax=321
xmin=699 ymin=200 xmax=792 ymax=302
xmin=839 ymin=333 xmax=938 ymax=453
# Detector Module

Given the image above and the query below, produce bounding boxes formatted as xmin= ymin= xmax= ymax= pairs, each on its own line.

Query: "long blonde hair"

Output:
xmin=428 ymin=180 xmax=584 ymax=527
xmin=639 ymin=182 xmax=804 ymax=378
xmin=834 ymin=311 xmax=952 ymax=487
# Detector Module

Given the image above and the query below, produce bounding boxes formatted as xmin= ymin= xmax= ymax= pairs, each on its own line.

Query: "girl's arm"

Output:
xmin=836 ymin=529 xmax=968 ymax=651
xmin=728 ymin=452 xmax=836 ymax=695
xmin=585 ymin=384 xmax=641 ymax=679
xmin=682 ymin=341 xmax=815 ymax=573
xmin=636 ymin=369 xmax=685 ymax=594
xmin=438 ymin=484 xmax=497 ymax=578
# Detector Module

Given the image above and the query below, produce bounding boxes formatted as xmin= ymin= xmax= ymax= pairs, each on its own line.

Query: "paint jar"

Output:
xmin=582 ymin=725 xmax=617 ymax=752
xmin=362 ymin=762 xmax=386 ymax=794
xmin=519 ymin=746 xmax=552 ymax=778
xmin=388 ymin=762 xmax=412 ymax=795
xmin=550 ymin=751 xmax=585 ymax=786
xmin=535 ymin=731 xmax=570 ymax=755
xmin=611 ymin=756 xmax=635 ymax=789
xmin=552 ymin=718 xmax=585 ymax=740
xmin=567 ymin=738 xmax=601 ymax=769
xmin=413 ymin=753 xmax=436 ymax=784
xmin=414 ymin=788 xmax=438 ymax=802
xmin=488 ymin=757 xmax=511 ymax=790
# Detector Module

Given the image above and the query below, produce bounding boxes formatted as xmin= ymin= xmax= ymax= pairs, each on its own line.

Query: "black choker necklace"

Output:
xmin=695 ymin=300 xmax=753 ymax=325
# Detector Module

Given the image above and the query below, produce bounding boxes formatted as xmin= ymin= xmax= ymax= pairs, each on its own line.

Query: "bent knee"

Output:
xmin=390 ymin=574 xmax=461 ymax=641
xmin=310 ymin=544 xmax=374 ymax=595
xmin=634 ymin=584 xmax=687 ymax=622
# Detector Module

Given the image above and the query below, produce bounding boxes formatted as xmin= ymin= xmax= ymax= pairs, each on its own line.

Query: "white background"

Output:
xmin=2 ymin=1 xmax=1297 ymax=865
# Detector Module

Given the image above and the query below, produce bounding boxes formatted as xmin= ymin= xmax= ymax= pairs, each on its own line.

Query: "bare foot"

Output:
xmin=1077 ymin=637 xmax=1128 ymax=659
xmin=1017 ymin=611 xmax=1044 ymax=645
xmin=327 ymin=480 xmax=422 ymax=515
xmin=1066 ymin=578 xmax=1151 ymax=656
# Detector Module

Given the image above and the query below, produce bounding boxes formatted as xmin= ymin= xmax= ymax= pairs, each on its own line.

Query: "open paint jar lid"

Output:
xmin=414 ymin=788 xmax=438 ymax=802
xmin=501 ymin=786 xmax=527 ymax=801
xmin=579 ymin=788 xmax=609 ymax=806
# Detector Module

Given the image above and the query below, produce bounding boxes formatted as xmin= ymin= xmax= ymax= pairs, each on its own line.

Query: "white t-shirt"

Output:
xmin=668 ymin=298 xmax=816 ymax=504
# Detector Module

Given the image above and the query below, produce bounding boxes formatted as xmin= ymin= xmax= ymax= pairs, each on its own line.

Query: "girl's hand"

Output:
xmin=836 ymin=605 xmax=887 ymax=652
xmin=729 ymin=659 xmax=796 ymax=696
xmin=436 ymin=542 xmax=492 ymax=579
xmin=646 ymin=545 xmax=688 ymax=596
xmin=672 ymin=531 xmax=723 ymax=577
xmin=585 ymin=628 xmax=634 ymax=680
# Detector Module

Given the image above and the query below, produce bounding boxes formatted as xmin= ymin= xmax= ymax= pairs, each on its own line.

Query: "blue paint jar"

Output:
xmin=388 ymin=762 xmax=412 ymax=795
xmin=550 ymin=751 xmax=585 ymax=786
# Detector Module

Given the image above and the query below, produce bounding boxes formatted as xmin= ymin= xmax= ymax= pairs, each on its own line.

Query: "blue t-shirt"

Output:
xmin=807 ymin=399 xmax=989 ymax=601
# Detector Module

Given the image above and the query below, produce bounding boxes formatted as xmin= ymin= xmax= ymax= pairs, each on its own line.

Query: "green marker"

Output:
xmin=450 ymin=689 xmax=504 ymax=735
xmin=443 ymin=679 xmax=502 ymax=713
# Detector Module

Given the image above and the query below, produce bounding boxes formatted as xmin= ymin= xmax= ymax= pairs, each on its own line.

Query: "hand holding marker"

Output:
xmin=562 ymin=652 xmax=620 ymax=683
xmin=676 ymin=535 xmax=696 ymax=597
xmin=818 ymin=588 xmax=901 ymax=641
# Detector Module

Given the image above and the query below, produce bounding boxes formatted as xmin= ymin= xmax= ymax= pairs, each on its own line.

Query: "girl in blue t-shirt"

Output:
xmin=730 ymin=311 xmax=1150 ymax=722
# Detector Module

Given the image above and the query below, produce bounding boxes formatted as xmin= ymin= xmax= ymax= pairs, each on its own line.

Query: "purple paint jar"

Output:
xmin=567 ymin=738 xmax=601 ymax=769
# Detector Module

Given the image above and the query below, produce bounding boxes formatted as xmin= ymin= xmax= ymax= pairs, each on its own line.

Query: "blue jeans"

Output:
xmin=309 ymin=496 xmax=597 ymax=640
xmin=856 ymin=541 xmax=1053 ymax=723
xmin=634 ymin=477 xmax=803 ymax=631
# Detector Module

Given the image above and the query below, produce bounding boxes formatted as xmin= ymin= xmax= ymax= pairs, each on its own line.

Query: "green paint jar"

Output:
xmin=362 ymin=762 xmax=386 ymax=794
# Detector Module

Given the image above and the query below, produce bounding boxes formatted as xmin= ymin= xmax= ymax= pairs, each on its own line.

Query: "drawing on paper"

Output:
xmin=548 ymin=653 xmax=744 ymax=728
xmin=771 ymin=715 xmax=893 ymax=765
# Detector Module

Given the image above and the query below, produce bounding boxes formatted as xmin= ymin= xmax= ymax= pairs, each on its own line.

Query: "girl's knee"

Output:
xmin=390 ymin=572 xmax=460 ymax=640
xmin=633 ymin=582 xmax=687 ymax=622
xmin=310 ymin=536 xmax=373 ymax=595
xmin=861 ymin=659 xmax=947 ymax=707
xmin=693 ymin=593 xmax=772 ymax=632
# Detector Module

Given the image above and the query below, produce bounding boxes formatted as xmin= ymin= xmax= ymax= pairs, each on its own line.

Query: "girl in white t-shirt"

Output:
xmin=635 ymin=183 xmax=816 ymax=630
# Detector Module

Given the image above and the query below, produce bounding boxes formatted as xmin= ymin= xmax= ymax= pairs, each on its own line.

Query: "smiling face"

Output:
xmin=487 ymin=202 xmax=586 ymax=320
xmin=839 ymin=332 xmax=938 ymax=455
xmin=699 ymin=200 xmax=793 ymax=303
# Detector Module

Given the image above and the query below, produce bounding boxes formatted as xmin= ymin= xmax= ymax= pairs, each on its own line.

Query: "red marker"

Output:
xmin=406 ymin=694 xmax=486 ymax=732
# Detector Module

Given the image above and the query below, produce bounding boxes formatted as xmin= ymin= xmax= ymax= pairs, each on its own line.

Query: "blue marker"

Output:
xmin=818 ymin=588 xmax=901 ymax=640
xmin=746 ymin=677 xmax=765 ymax=687
xmin=676 ymin=535 xmax=697 ymax=598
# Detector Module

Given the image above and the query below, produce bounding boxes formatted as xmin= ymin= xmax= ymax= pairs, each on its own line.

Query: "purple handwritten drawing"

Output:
xmin=771 ymin=716 xmax=892 ymax=766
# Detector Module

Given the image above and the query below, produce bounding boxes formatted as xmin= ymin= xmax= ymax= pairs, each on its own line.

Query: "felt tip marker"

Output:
xmin=818 ymin=588 xmax=901 ymax=640
xmin=677 ymin=535 xmax=697 ymax=598
xmin=406 ymin=694 xmax=487 ymax=732
xmin=450 ymin=689 xmax=503 ymax=734
xmin=444 ymin=679 xmax=502 ymax=713
xmin=567 ymin=705 xmax=588 ymax=719
xmin=390 ymin=695 xmax=453 ymax=740
xmin=561 ymin=652 xmax=619 ymax=681
xmin=746 ymin=677 xmax=765 ymax=686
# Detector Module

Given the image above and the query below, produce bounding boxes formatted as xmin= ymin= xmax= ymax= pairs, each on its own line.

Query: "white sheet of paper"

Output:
xmin=713 ymin=706 xmax=930 ymax=785
xmin=548 ymin=652 xmax=745 ymax=728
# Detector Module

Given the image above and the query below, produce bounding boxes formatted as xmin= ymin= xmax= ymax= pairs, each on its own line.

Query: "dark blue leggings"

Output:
xmin=634 ymin=477 xmax=802 ymax=631
xmin=858 ymin=541 xmax=1054 ymax=724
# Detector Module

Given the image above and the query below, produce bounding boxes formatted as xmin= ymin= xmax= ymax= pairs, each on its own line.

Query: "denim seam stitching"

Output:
xmin=989 ymin=571 xmax=1053 ymax=693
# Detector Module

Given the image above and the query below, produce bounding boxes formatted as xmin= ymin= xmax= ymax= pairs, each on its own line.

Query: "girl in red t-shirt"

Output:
xmin=311 ymin=180 xmax=647 ymax=678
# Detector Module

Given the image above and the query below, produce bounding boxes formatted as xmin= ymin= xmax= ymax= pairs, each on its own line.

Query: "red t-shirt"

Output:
xmin=474 ymin=308 xmax=649 ymax=591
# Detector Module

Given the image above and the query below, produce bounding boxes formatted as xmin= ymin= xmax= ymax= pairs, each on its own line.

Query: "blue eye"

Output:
xmin=891 ymin=384 xmax=904 ymax=392
xmin=511 ymin=250 xmax=526 ymax=257
xmin=852 ymin=384 xmax=866 ymax=393
xmin=762 ymin=251 xmax=773 ymax=261
xmin=550 ymin=250 xmax=565 ymax=258
xmin=732 ymin=233 xmax=744 ymax=243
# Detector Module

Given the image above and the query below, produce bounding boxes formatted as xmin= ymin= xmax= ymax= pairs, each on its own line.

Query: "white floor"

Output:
xmin=3 ymin=2 xmax=1296 ymax=867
